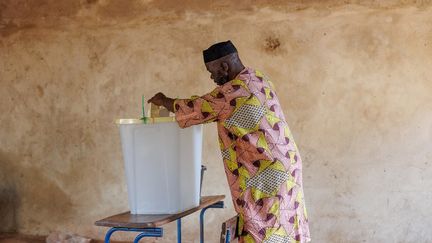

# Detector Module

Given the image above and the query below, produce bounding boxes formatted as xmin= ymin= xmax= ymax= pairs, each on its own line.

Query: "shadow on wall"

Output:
xmin=0 ymin=188 xmax=18 ymax=232
xmin=0 ymin=152 xmax=19 ymax=233
xmin=0 ymin=151 xmax=76 ymax=233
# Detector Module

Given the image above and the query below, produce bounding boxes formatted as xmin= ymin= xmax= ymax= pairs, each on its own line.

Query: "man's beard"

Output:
xmin=215 ymin=75 xmax=229 ymax=86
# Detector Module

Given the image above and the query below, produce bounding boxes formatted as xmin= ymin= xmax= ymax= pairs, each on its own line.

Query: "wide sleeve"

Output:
xmin=173 ymin=87 xmax=226 ymax=128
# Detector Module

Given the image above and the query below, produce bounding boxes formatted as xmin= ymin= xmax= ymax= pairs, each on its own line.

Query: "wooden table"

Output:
xmin=95 ymin=195 xmax=225 ymax=243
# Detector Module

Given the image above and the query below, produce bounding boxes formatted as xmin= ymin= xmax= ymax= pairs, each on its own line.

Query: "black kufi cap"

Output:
xmin=203 ymin=40 xmax=237 ymax=63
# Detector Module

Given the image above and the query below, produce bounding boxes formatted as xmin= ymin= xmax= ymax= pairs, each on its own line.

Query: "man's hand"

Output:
xmin=148 ymin=92 xmax=166 ymax=106
xmin=148 ymin=92 xmax=175 ymax=112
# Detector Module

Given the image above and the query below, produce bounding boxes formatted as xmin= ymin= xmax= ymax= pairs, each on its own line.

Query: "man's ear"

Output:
xmin=221 ymin=62 xmax=229 ymax=72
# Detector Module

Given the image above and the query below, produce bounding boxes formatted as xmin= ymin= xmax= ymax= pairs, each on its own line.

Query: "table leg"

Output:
xmin=133 ymin=228 xmax=163 ymax=243
xmin=225 ymin=229 xmax=231 ymax=243
xmin=199 ymin=201 xmax=224 ymax=243
xmin=105 ymin=227 xmax=121 ymax=243
xmin=104 ymin=227 xmax=163 ymax=243
xmin=177 ymin=218 xmax=182 ymax=243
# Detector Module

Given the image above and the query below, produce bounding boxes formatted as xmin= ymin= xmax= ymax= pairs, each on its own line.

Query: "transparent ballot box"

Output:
xmin=117 ymin=118 xmax=203 ymax=214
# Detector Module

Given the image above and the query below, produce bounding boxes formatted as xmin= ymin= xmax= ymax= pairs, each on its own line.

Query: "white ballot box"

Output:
xmin=116 ymin=118 xmax=203 ymax=214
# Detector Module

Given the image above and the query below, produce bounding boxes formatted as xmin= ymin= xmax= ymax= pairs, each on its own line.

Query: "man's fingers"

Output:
xmin=147 ymin=93 xmax=165 ymax=104
xmin=148 ymin=94 xmax=158 ymax=103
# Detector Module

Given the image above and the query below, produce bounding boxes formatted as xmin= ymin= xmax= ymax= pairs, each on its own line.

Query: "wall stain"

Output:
xmin=0 ymin=1 xmax=430 ymax=29
xmin=86 ymin=0 xmax=98 ymax=5
xmin=0 ymin=21 xmax=36 ymax=38
xmin=264 ymin=36 xmax=281 ymax=52
xmin=36 ymin=85 xmax=44 ymax=98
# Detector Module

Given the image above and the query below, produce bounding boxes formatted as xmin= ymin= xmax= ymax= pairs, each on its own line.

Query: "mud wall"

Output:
xmin=1 ymin=1 xmax=431 ymax=242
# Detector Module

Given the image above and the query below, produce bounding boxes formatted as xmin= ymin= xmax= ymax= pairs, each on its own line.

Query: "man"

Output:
xmin=148 ymin=41 xmax=311 ymax=243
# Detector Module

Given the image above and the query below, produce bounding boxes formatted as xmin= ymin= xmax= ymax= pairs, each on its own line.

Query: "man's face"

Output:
xmin=205 ymin=61 xmax=229 ymax=86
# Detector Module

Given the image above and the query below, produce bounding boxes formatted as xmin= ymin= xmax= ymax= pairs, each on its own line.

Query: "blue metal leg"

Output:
xmin=177 ymin=218 xmax=182 ymax=243
xmin=200 ymin=201 xmax=224 ymax=243
xmin=104 ymin=227 xmax=163 ymax=243
xmin=199 ymin=210 xmax=205 ymax=243
xmin=105 ymin=228 xmax=121 ymax=243
xmin=133 ymin=228 xmax=163 ymax=243
xmin=225 ymin=229 xmax=231 ymax=243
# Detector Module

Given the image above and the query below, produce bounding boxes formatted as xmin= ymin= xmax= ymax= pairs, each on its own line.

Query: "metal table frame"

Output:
xmin=97 ymin=197 xmax=224 ymax=243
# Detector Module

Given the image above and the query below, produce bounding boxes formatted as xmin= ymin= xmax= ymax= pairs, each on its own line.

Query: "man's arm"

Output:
xmin=149 ymin=84 xmax=249 ymax=128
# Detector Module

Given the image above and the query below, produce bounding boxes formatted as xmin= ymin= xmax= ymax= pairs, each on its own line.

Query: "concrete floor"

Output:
xmin=0 ymin=233 xmax=129 ymax=243
xmin=0 ymin=234 xmax=45 ymax=243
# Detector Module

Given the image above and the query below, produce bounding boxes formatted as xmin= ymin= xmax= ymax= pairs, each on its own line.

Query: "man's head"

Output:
xmin=203 ymin=41 xmax=245 ymax=86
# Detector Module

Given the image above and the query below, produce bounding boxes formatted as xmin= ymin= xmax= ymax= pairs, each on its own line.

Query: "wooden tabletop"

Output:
xmin=95 ymin=195 xmax=225 ymax=228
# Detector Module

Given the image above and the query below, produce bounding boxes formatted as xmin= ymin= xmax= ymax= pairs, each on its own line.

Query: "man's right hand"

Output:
xmin=148 ymin=92 xmax=166 ymax=107
xmin=148 ymin=92 xmax=175 ymax=113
